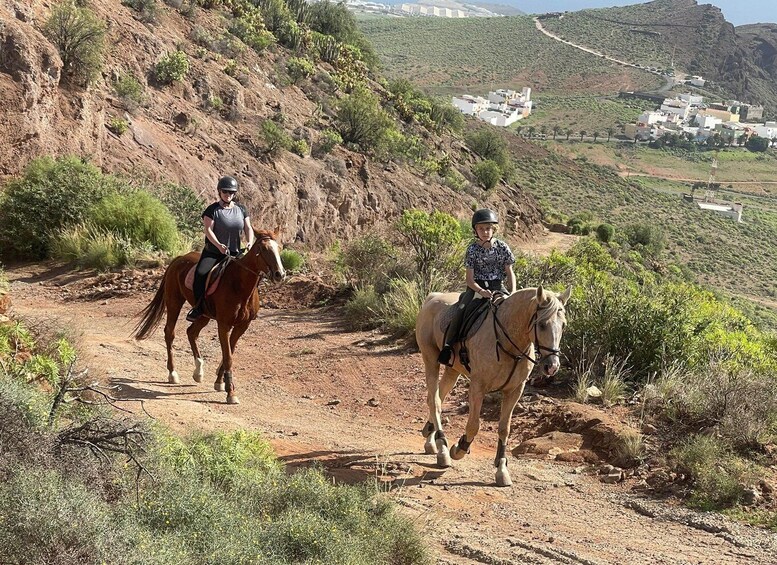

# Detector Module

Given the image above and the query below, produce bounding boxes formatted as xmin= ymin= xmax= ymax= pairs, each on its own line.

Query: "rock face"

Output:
xmin=0 ymin=0 xmax=544 ymax=248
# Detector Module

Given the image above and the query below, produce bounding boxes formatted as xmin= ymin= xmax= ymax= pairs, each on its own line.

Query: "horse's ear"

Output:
xmin=274 ymin=224 xmax=283 ymax=240
xmin=536 ymin=285 xmax=545 ymax=304
xmin=559 ymin=286 xmax=572 ymax=305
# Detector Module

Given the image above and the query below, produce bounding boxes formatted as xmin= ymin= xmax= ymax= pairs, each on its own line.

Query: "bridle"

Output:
xmin=490 ymin=296 xmax=562 ymax=392
xmin=230 ymin=236 xmax=280 ymax=280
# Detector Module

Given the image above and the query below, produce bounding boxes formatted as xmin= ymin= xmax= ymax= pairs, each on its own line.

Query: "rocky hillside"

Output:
xmin=0 ymin=0 xmax=543 ymax=249
xmin=540 ymin=0 xmax=777 ymax=111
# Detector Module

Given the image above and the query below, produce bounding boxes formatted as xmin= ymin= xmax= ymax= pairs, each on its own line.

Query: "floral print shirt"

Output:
xmin=464 ymin=239 xmax=515 ymax=281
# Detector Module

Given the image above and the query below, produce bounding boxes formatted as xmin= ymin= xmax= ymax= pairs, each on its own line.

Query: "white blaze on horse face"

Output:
xmin=269 ymin=239 xmax=286 ymax=282
xmin=537 ymin=298 xmax=566 ymax=376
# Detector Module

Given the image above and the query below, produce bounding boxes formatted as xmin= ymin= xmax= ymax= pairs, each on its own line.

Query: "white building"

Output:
xmin=678 ymin=93 xmax=704 ymax=107
xmin=695 ymin=112 xmax=722 ymax=130
xmin=688 ymin=76 xmax=706 ymax=87
xmin=478 ymin=107 xmax=522 ymax=127
xmin=638 ymin=111 xmax=667 ymax=125
xmin=452 ymin=95 xmax=488 ymax=115
xmin=660 ymin=98 xmax=691 ymax=120
xmin=754 ymin=121 xmax=777 ymax=140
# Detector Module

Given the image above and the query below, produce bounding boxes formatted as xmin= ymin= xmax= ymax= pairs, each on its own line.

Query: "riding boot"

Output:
xmin=186 ymin=304 xmax=203 ymax=322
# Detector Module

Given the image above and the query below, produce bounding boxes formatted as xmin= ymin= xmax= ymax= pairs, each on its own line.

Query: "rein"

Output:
xmin=490 ymin=298 xmax=561 ymax=392
xmin=230 ymin=236 xmax=276 ymax=279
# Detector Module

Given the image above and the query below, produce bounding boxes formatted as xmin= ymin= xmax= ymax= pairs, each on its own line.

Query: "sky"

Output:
xmin=512 ymin=1 xmax=777 ymax=26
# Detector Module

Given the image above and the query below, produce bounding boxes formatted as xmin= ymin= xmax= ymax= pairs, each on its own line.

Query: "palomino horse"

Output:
xmin=133 ymin=229 xmax=285 ymax=404
xmin=416 ymin=286 xmax=571 ymax=486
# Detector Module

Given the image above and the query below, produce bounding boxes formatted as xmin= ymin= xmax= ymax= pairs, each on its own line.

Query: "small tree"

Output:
xmin=552 ymin=125 xmax=561 ymax=140
xmin=395 ymin=209 xmax=465 ymax=292
xmin=472 ymin=160 xmax=502 ymax=190
xmin=596 ymin=223 xmax=615 ymax=243
xmin=565 ymin=128 xmax=573 ymax=140
xmin=745 ymin=135 xmax=770 ymax=153
xmin=335 ymin=87 xmax=393 ymax=152
xmin=580 ymin=130 xmax=587 ymax=141
xmin=606 ymin=127 xmax=615 ymax=142
xmin=43 ymin=2 xmax=106 ymax=86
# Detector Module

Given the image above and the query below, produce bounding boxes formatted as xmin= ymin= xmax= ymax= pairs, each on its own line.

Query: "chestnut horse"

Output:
xmin=415 ymin=286 xmax=570 ymax=486
xmin=133 ymin=229 xmax=285 ymax=404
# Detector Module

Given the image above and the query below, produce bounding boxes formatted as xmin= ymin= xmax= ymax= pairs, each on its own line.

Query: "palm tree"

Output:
xmin=606 ymin=127 xmax=615 ymax=142
xmin=592 ymin=131 xmax=600 ymax=142
xmin=552 ymin=125 xmax=561 ymax=140
xmin=516 ymin=125 xmax=524 ymax=138
xmin=527 ymin=126 xmax=536 ymax=139
xmin=579 ymin=130 xmax=587 ymax=141
xmin=540 ymin=125 xmax=548 ymax=139
xmin=565 ymin=128 xmax=573 ymax=140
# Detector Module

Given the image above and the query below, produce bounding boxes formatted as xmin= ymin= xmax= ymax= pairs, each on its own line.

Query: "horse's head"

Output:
xmin=532 ymin=286 xmax=571 ymax=377
xmin=249 ymin=230 xmax=286 ymax=283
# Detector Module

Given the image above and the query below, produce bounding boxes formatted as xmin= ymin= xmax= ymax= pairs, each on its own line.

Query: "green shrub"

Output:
xmin=229 ymin=10 xmax=276 ymax=52
xmin=337 ymin=234 xmax=399 ymax=291
xmin=88 ymin=190 xmax=179 ymax=252
xmin=154 ymin=50 xmax=190 ymax=84
xmin=0 ymin=156 xmax=117 ymax=259
xmin=343 ymin=285 xmax=383 ymax=330
xmin=280 ymin=249 xmax=305 ymax=273
xmin=290 ymin=139 xmax=309 ymax=157
xmin=50 ymin=224 xmax=134 ymax=270
xmin=335 ymin=87 xmax=394 ymax=152
xmin=122 ymin=0 xmax=158 ymax=22
xmin=396 ymin=209 xmax=465 ymax=291
xmin=670 ymin=435 xmax=755 ymax=509
xmin=156 ymin=182 xmax=204 ymax=239
xmin=626 ymin=222 xmax=665 ymax=256
xmin=316 ymin=128 xmax=342 ymax=155
xmin=260 ymin=120 xmax=293 ymax=155
xmin=472 ymin=160 xmax=502 ymax=190
xmin=596 ymin=222 xmax=615 ymax=242
xmin=43 ymin=2 xmax=106 ymax=86
xmin=107 ymin=117 xmax=128 ymax=135
xmin=443 ymin=168 xmax=468 ymax=192
xmin=465 ymin=129 xmax=513 ymax=175
xmin=112 ymin=73 xmax=144 ymax=107
xmin=381 ymin=275 xmax=447 ymax=339
xmin=286 ymin=56 xmax=315 ymax=82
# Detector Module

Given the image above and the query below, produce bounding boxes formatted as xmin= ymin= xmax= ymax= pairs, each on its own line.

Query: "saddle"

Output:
xmin=184 ymin=256 xmax=232 ymax=297
xmin=439 ymin=297 xmax=491 ymax=343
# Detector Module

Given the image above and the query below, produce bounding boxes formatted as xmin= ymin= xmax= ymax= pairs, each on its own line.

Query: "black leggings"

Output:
xmin=193 ymin=250 xmax=223 ymax=307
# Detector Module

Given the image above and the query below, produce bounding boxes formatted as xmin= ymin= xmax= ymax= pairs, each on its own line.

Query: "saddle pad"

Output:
xmin=184 ymin=259 xmax=230 ymax=297
xmin=438 ymin=297 xmax=490 ymax=341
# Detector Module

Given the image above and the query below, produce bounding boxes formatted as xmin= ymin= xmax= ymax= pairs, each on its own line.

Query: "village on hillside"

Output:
xmin=452 ymin=88 xmax=534 ymax=127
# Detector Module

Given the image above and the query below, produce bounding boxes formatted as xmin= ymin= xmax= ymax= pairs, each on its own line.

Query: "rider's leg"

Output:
xmin=187 ymin=253 xmax=219 ymax=322
xmin=438 ymin=288 xmax=475 ymax=365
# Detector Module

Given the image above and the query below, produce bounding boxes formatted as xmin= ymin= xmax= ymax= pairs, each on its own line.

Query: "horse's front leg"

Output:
xmin=494 ymin=377 xmax=529 ymax=487
xmin=421 ymin=356 xmax=452 ymax=468
xmin=450 ymin=379 xmax=485 ymax=461
xmin=216 ymin=322 xmax=239 ymax=404
xmin=186 ymin=316 xmax=210 ymax=383
xmin=214 ymin=320 xmax=250 ymax=391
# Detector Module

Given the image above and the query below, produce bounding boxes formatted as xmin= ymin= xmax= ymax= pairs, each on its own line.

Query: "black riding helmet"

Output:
xmin=217 ymin=176 xmax=238 ymax=192
xmin=471 ymin=208 xmax=499 ymax=229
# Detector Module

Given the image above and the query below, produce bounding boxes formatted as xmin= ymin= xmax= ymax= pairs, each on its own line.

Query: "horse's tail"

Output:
xmin=133 ymin=273 xmax=167 ymax=340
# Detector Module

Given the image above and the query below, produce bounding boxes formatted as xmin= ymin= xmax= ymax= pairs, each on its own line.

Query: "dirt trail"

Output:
xmin=7 ymin=263 xmax=777 ymax=565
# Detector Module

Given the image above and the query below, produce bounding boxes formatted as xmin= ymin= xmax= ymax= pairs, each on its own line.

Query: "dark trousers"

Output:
xmin=444 ymin=279 xmax=506 ymax=345
xmin=193 ymin=249 xmax=223 ymax=307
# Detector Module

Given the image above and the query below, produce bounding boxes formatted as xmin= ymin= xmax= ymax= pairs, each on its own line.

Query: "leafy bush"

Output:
xmin=396 ymin=209 xmax=466 ymax=293
xmin=670 ymin=435 xmax=755 ymax=510
xmin=382 ymin=273 xmax=448 ymax=339
xmin=465 ymin=129 xmax=513 ymax=176
xmin=106 ymin=117 xmax=128 ymax=135
xmin=290 ymin=139 xmax=309 ymax=157
xmin=316 ymin=128 xmax=342 ymax=155
xmin=472 ymin=160 xmax=502 ymax=190
xmin=625 ymin=222 xmax=665 ymax=256
xmin=154 ymin=50 xmax=190 ymax=84
xmin=260 ymin=120 xmax=293 ymax=155
xmin=286 ymin=56 xmax=315 ymax=82
xmin=596 ymin=222 xmax=615 ymax=242
xmin=0 ymin=156 xmax=117 ymax=259
xmin=280 ymin=249 xmax=305 ymax=273
xmin=43 ymin=2 xmax=106 ymax=86
xmin=156 ymin=182 xmax=204 ymax=239
xmin=335 ymin=87 xmax=395 ymax=153
xmin=88 ymin=190 xmax=179 ymax=252
xmin=122 ymin=0 xmax=158 ymax=22
xmin=343 ymin=285 xmax=383 ymax=330
xmin=745 ymin=135 xmax=770 ymax=153
xmin=229 ymin=10 xmax=275 ymax=52
xmin=337 ymin=234 xmax=399 ymax=291
xmin=112 ymin=73 xmax=144 ymax=107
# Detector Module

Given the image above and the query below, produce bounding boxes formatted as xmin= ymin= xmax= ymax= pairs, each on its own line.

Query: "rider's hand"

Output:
xmin=479 ymin=289 xmax=493 ymax=299
xmin=219 ymin=243 xmax=229 ymax=254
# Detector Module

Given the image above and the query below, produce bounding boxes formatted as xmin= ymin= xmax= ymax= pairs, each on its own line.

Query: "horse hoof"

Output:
xmin=450 ymin=444 xmax=467 ymax=461
xmin=192 ymin=373 xmax=203 ymax=383
xmin=424 ymin=432 xmax=438 ymax=454
xmin=436 ymin=450 xmax=451 ymax=468
xmin=214 ymin=382 xmax=225 ymax=392
xmin=168 ymin=371 xmax=180 ymax=384
xmin=495 ymin=459 xmax=512 ymax=487
xmin=226 ymin=394 xmax=240 ymax=405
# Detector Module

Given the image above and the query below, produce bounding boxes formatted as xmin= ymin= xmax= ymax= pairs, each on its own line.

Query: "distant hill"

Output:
xmin=540 ymin=0 xmax=777 ymax=112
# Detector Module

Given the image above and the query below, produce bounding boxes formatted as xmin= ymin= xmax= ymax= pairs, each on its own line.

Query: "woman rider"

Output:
xmin=186 ymin=176 xmax=255 ymax=322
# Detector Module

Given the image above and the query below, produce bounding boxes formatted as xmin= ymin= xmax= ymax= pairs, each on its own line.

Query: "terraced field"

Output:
xmin=359 ymin=16 xmax=662 ymax=95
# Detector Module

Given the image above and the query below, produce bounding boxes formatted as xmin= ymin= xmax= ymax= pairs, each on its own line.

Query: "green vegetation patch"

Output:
xmin=359 ymin=16 xmax=661 ymax=95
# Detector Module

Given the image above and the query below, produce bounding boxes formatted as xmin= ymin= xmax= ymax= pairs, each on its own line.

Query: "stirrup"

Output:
xmin=437 ymin=345 xmax=454 ymax=367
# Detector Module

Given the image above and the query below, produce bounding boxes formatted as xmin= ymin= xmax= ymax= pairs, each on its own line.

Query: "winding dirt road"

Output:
xmin=7 ymin=263 xmax=777 ymax=564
